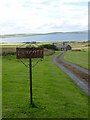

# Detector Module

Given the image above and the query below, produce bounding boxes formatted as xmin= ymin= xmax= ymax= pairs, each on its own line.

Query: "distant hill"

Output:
xmin=44 ymin=31 xmax=87 ymax=34
xmin=0 ymin=31 xmax=88 ymax=38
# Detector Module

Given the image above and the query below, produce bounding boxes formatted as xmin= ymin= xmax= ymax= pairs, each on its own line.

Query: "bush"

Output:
xmin=2 ymin=52 xmax=16 ymax=56
xmin=40 ymin=44 xmax=58 ymax=50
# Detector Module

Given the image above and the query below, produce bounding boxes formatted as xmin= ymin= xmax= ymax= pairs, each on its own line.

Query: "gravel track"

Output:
xmin=53 ymin=51 xmax=90 ymax=96
xmin=59 ymin=51 xmax=89 ymax=74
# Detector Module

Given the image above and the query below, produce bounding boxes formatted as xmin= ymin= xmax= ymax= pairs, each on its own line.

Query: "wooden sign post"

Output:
xmin=16 ymin=47 xmax=44 ymax=105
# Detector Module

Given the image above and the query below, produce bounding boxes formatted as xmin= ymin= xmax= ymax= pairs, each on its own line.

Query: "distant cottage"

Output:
xmin=55 ymin=42 xmax=72 ymax=51
xmin=62 ymin=44 xmax=72 ymax=51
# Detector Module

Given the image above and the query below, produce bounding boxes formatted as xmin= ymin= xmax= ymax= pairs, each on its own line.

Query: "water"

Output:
xmin=0 ymin=33 xmax=88 ymax=43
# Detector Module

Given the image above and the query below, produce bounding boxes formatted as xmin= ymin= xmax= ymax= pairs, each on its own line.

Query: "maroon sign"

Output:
xmin=16 ymin=47 xmax=44 ymax=59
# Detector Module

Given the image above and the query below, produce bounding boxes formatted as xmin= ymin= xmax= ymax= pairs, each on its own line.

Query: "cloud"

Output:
xmin=0 ymin=0 xmax=89 ymax=34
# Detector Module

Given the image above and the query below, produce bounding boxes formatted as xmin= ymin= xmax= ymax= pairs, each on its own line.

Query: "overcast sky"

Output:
xmin=0 ymin=0 xmax=89 ymax=35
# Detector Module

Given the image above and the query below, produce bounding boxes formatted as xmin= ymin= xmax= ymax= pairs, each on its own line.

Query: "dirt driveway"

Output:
xmin=53 ymin=51 xmax=90 ymax=96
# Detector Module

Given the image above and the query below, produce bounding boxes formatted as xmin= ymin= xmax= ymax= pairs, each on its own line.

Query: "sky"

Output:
xmin=0 ymin=0 xmax=89 ymax=35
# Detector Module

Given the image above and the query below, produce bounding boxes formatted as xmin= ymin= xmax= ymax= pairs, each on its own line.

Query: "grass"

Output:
xmin=2 ymin=52 xmax=88 ymax=118
xmin=0 ymin=42 xmax=55 ymax=49
xmin=64 ymin=49 xmax=89 ymax=70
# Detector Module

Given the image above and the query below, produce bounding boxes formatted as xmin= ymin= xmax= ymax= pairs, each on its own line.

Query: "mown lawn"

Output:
xmin=2 ymin=52 xmax=88 ymax=118
xmin=64 ymin=50 xmax=89 ymax=70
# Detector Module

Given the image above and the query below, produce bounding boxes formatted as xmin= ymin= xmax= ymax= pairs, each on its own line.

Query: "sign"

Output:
xmin=16 ymin=47 xmax=44 ymax=105
xmin=16 ymin=47 xmax=43 ymax=59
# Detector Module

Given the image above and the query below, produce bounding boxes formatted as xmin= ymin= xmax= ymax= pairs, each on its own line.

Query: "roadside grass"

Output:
xmin=2 ymin=52 xmax=88 ymax=118
xmin=64 ymin=49 xmax=89 ymax=70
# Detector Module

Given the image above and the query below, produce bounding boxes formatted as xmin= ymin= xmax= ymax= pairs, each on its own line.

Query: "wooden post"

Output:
xmin=29 ymin=58 xmax=32 ymax=105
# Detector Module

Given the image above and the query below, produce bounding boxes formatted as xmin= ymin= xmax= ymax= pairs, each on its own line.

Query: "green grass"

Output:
xmin=64 ymin=50 xmax=89 ymax=70
xmin=0 ymin=42 xmax=54 ymax=48
xmin=2 ymin=52 xmax=88 ymax=118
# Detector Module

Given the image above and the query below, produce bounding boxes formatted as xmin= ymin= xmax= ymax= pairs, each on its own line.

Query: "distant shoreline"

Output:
xmin=0 ymin=32 xmax=88 ymax=43
xmin=0 ymin=31 xmax=87 ymax=38
xmin=0 ymin=40 xmax=89 ymax=45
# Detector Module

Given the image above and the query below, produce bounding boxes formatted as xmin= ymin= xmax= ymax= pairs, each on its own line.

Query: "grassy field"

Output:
xmin=64 ymin=49 xmax=89 ymax=70
xmin=2 ymin=52 xmax=88 ymax=118
xmin=0 ymin=42 xmax=57 ymax=48
xmin=69 ymin=42 xmax=88 ymax=49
